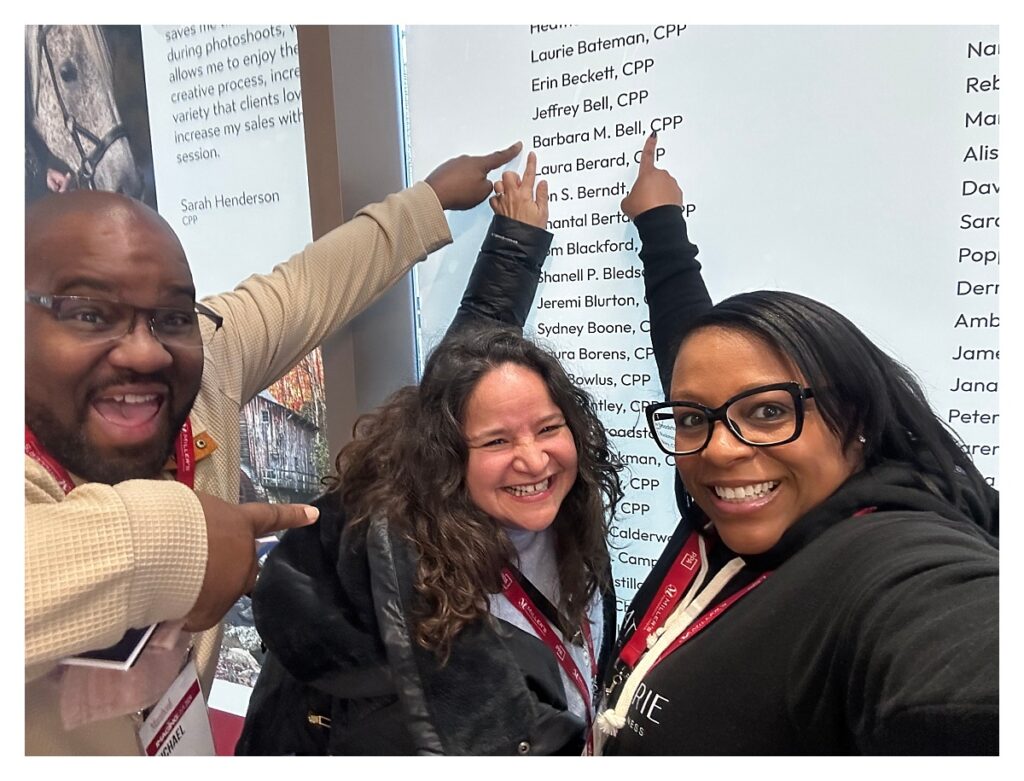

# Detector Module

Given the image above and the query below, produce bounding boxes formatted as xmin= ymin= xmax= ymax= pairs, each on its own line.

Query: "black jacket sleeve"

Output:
xmin=633 ymin=205 xmax=713 ymax=518
xmin=792 ymin=514 xmax=999 ymax=755
xmin=633 ymin=205 xmax=712 ymax=397
xmin=443 ymin=213 xmax=552 ymax=339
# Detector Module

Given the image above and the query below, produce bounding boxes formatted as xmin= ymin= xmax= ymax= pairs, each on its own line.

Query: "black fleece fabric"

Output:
xmin=600 ymin=460 xmax=999 ymax=755
xmin=237 ymin=502 xmax=611 ymax=755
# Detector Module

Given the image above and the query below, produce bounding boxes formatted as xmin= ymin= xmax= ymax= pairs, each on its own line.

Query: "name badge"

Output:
xmin=137 ymin=659 xmax=215 ymax=756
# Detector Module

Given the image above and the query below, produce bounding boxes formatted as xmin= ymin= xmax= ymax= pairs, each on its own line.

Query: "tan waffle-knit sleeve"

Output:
xmin=25 ymin=459 xmax=207 ymax=677
xmin=202 ymin=181 xmax=452 ymax=404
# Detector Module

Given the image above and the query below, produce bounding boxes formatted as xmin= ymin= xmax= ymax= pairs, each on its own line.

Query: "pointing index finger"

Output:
xmin=244 ymin=502 xmax=319 ymax=538
xmin=522 ymin=151 xmax=538 ymax=191
xmin=639 ymin=131 xmax=658 ymax=172
xmin=482 ymin=141 xmax=523 ymax=173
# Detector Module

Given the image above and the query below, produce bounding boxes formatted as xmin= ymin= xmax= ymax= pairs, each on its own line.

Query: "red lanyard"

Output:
xmin=500 ymin=567 xmax=596 ymax=715
xmin=173 ymin=418 xmax=195 ymax=488
xmin=618 ymin=531 xmax=768 ymax=672
xmin=619 ymin=530 xmax=703 ymax=668
xmin=25 ymin=427 xmax=75 ymax=494
xmin=621 ymin=509 xmax=879 ymax=673
xmin=652 ymin=571 xmax=768 ymax=666
xmin=25 ymin=418 xmax=196 ymax=494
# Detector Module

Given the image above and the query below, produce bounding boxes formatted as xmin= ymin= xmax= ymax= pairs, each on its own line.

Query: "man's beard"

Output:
xmin=26 ymin=397 xmax=194 ymax=485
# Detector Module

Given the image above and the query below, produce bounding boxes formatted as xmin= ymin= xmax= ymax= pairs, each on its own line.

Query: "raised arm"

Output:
xmin=207 ymin=142 xmax=523 ymax=404
xmin=444 ymin=151 xmax=554 ymax=338
xmin=622 ymin=132 xmax=712 ymax=397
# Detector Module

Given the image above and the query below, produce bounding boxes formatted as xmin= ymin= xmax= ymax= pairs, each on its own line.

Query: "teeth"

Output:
xmin=713 ymin=482 xmax=777 ymax=501
xmin=124 ymin=393 xmax=157 ymax=404
xmin=505 ymin=477 xmax=551 ymax=497
xmin=105 ymin=393 xmax=158 ymax=404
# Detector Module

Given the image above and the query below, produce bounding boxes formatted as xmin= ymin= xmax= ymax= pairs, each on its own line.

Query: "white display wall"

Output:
xmin=405 ymin=25 xmax=1000 ymax=612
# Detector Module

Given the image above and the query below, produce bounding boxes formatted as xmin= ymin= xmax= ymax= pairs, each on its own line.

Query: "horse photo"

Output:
xmin=25 ymin=25 xmax=153 ymax=204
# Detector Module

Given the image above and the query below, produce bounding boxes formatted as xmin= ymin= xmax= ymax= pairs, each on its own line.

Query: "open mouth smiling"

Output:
xmin=711 ymin=481 xmax=779 ymax=502
xmin=504 ymin=477 xmax=552 ymax=497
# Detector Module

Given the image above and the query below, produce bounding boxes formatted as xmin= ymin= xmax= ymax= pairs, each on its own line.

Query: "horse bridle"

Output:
xmin=36 ymin=25 xmax=129 ymax=190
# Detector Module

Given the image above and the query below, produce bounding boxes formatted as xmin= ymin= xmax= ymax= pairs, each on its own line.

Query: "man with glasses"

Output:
xmin=25 ymin=142 xmax=520 ymax=755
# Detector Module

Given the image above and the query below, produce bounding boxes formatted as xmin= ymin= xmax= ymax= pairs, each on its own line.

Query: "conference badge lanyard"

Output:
xmin=26 ymin=419 xmax=214 ymax=755
xmin=26 ymin=418 xmax=197 ymax=492
xmin=617 ymin=530 xmax=704 ymax=669
xmin=501 ymin=567 xmax=597 ymax=750
xmin=590 ymin=531 xmax=768 ymax=754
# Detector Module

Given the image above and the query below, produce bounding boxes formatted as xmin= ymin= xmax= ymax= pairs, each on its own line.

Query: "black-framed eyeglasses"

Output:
xmin=25 ymin=292 xmax=223 ymax=350
xmin=645 ymin=382 xmax=815 ymax=456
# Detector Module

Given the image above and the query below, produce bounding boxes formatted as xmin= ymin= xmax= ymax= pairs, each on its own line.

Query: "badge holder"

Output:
xmin=136 ymin=659 xmax=215 ymax=756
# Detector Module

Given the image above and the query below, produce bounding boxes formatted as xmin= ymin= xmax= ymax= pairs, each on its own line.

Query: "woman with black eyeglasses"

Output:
xmin=592 ymin=133 xmax=998 ymax=755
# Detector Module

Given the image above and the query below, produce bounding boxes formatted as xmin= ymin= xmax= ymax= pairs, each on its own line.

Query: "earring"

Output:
xmin=857 ymin=435 xmax=866 ymax=444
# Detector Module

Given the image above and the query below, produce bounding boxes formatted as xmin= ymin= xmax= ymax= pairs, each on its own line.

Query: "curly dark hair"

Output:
xmin=325 ymin=327 xmax=623 ymax=660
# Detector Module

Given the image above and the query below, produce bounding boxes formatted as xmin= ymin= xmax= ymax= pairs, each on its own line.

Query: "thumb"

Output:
xmin=480 ymin=141 xmax=522 ymax=173
xmin=239 ymin=501 xmax=319 ymax=537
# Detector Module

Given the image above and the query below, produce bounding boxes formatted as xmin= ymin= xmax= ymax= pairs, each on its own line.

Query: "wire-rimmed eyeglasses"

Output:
xmin=26 ymin=291 xmax=223 ymax=350
xmin=645 ymin=382 xmax=815 ymax=456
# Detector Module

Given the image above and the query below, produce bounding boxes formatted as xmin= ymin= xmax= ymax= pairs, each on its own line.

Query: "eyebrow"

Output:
xmin=52 ymin=276 xmax=116 ymax=295
xmin=52 ymin=277 xmax=197 ymax=302
xmin=670 ymin=379 xmax=797 ymax=403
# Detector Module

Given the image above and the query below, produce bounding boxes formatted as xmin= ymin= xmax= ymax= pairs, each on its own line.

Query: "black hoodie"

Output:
xmin=599 ymin=458 xmax=998 ymax=755
xmin=599 ymin=198 xmax=999 ymax=755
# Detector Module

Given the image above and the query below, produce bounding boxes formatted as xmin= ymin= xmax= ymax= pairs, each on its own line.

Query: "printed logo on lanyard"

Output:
xmin=618 ymin=531 xmax=704 ymax=669
xmin=501 ymin=566 xmax=599 ymax=755
xmin=616 ymin=531 xmax=772 ymax=672
xmin=501 ymin=566 xmax=596 ymax=711
xmin=591 ymin=533 xmax=769 ymax=755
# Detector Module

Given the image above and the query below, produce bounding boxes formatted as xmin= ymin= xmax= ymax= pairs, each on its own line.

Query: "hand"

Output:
xmin=488 ymin=151 xmax=549 ymax=228
xmin=183 ymin=493 xmax=319 ymax=632
xmin=620 ymin=132 xmax=683 ymax=220
xmin=46 ymin=168 xmax=71 ymax=193
xmin=425 ymin=141 xmax=523 ymax=211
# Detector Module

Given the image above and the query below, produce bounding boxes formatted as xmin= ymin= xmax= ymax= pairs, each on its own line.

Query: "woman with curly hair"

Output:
xmin=237 ymin=154 xmax=626 ymax=755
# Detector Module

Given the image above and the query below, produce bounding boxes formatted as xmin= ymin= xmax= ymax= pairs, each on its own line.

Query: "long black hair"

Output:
xmin=677 ymin=290 xmax=996 ymax=534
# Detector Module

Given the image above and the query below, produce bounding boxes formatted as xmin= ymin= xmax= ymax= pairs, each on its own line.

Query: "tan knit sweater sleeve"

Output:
xmin=202 ymin=181 xmax=452 ymax=404
xmin=24 ymin=459 xmax=207 ymax=679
